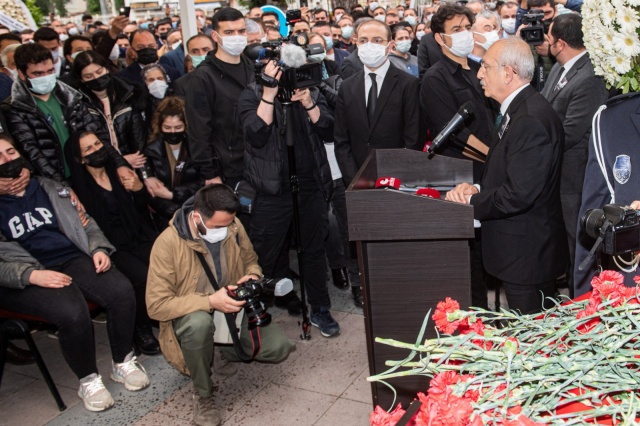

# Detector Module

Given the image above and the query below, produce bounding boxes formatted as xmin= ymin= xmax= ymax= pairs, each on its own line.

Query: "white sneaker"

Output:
xmin=78 ymin=373 xmax=115 ymax=412
xmin=110 ymin=351 xmax=150 ymax=391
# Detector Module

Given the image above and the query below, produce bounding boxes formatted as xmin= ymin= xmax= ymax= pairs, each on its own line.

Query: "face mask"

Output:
xmin=475 ymin=30 xmax=500 ymax=51
xmin=308 ymin=52 xmax=326 ymax=63
xmin=84 ymin=146 xmax=109 ymax=168
xmin=374 ymin=15 xmax=386 ymax=22
xmin=141 ymin=22 xmax=150 ymax=29
xmin=0 ymin=156 xmax=26 ymax=178
xmin=119 ymin=46 xmax=127 ymax=58
xmin=442 ymin=30 xmax=474 ymax=58
xmin=148 ymin=79 xmax=168 ymax=99
xmin=198 ymin=17 xmax=206 ymax=27
xmin=162 ymin=131 xmax=185 ymax=145
xmin=59 ymin=34 xmax=69 ymax=42
xmin=335 ymin=13 xmax=343 ymax=21
xmin=341 ymin=26 xmax=353 ymax=39
xmin=160 ymin=32 xmax=168 ymax=40
xmin=323 ymin=35 xmax=333 ymax=50
xmin=486 ymin=2 xmax=497 ymax=9
xmin=71 ymin=50 xmax=86 ymax=60
xmin=109 ymin=43 xmax=119 ymax=60
xmin=194 ymin=212 xmax=228 ymax=244
xmin=136 ymin=47 xmax=158 ymax=65
xmin=84 ymin=73 xmax=111 ymax=91
xmin=426 ymin=13 xmax=434 ymax=22
xmin=404 ymin=16 xmax=417 ymax=26
xmin=216 ymin=32 xmax=247 ymax=57
xmin=395 ymin=39 xmax=412 ymax=53
xmin=416 ymin=30 xmax=426 ymax=41
xmin=28 ymin=73 xmax=57 ymax=95
xmin=369 ymin=2 xmax=379 ymax=11
xmin=51 ymin=49 xmax=61 ymax=62
xmin=68 ymin=27 xmax=79 ymax=36
xmin=8 ymin=67 xmax=17 ymax=80
xmin=358 ymin=42 xmax=388 ymax=68
xmin=191 ymin=54 xmax=206 ymax=68
xmin=502 ymin=18 xmax=516 ymax=34
xmin=172 ymin=22 xmax=178 ymax=29
xmin=171 ymin=40 xmax=182 ymax=51
xmin=398 ymin=11 xmax=404 ymax=18
xmin=261 ymin=35 xmax=268 ymax=43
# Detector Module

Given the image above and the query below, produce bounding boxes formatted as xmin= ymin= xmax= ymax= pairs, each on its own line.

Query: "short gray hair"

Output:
xmin=495 ymin=37 xmax=534 ymax=82
xmin=476 ymin=9 xmax=501 ymax=29
xmin=1 ymin=44 xmax=19 ymax=68
xmin=245 ymin=18 xmax=262 ymax=35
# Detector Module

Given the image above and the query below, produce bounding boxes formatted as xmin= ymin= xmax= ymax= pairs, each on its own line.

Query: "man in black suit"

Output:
xmin=541 ymin=14 xmax=609 ymax=295
xmin=334 ymin=19 xmax=422 ymax=186
xmin=446 ymin=38 xmax=568 ymax=314
xmin=116 ymin=29 xmax=181 ymax=86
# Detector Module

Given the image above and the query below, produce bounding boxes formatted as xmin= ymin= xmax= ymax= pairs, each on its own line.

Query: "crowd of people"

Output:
xmin=1 ymin=0 xmax=638 ymax=424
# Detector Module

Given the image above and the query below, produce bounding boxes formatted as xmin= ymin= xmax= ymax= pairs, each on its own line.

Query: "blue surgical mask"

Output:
xmin=323 ymin=35 xmax=333 ymax=51
xmin=28 ymin=73 xmax=57 ymax=95
xmin=341 ymin=26 xmax=353 ymax=39
xmin=191 ymin=54 xmax=206 ymax=68
xmin=308 ymin=52 xmax=326 ymax=63
xmin=395 ymin=40 xmax=412 ymax=53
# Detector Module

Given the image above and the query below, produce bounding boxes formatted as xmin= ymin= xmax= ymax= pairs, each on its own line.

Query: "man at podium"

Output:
xmin=446 ymin=38 xmax=568 ymax=314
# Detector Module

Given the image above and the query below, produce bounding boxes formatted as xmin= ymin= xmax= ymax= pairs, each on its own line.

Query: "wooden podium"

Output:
xmin=346 ymin=149 xmax=474 ymax=410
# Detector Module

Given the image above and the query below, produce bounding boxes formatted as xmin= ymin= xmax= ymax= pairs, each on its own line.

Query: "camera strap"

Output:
xmin=195 ymin=251 xmax=261 ymax=362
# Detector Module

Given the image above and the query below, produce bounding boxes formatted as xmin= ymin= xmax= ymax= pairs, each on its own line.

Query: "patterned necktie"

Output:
xmin=367 ymin=73 xmax=377 ymax=123
xmin=494 ymin=113 xmax=503 ymax=131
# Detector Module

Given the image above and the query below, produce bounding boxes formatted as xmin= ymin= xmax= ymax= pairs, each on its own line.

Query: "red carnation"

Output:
xmin=591 ymin=270 xmax=624 ymax=289
xmin=432 ymin=297 xmax=462 ymax=334
xmin=370 ymin=404 xmax=406 ymax=426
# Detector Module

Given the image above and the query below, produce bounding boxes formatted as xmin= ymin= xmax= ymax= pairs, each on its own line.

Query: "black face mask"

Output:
xmin=543 ymin=18 xmax=552 ymax=34
xmin=136 ymin=47 xmax=158 ymax=65
xmin=84 ymin=146 xmax=109 ymax=168
xmin=84 ymin=73 xmax=111 ymax=92
xmin=162 ymin=131 xmax=185 ymax=145
xmin=160 ymin=32 xmax=168 ymax=40
xmin=0 ymin=156 xmax=26 ymax=178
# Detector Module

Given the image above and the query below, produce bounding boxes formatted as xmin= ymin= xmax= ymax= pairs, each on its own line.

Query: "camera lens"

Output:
xmin=581 ymin=208 xmax=606 ymax=239
xmin=245 ymin=298 xmax=272 ymax=329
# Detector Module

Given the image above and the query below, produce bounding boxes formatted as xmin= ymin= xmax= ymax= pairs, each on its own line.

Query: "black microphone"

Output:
xmin=428 ymin=101 xmax=475 ymax=154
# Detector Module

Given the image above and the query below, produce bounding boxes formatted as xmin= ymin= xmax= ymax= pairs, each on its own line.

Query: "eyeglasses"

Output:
xmin=480 ymin=59 xmax=505 ymax=70
xmin=356 ymin=38 xmax=388 ymax=46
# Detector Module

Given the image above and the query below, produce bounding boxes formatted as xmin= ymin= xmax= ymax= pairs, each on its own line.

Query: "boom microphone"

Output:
xmin=280 ymin=44 xmax=307 ymax=68
xmin=428 ymin=101 xmax=475 ymax=154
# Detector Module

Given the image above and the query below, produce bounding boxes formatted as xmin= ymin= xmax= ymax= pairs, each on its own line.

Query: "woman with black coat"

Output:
xmin=72 ymin=50 xmax=149 ymax=171
xmin=143 ymin=96 xmax=203 ymax=230
xmin=65 ymin=130 xmax=160 ymax=356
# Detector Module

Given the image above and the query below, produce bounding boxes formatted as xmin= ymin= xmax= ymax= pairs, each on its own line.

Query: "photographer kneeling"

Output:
xmin=146 ymin=184 xmax=294 ymax=426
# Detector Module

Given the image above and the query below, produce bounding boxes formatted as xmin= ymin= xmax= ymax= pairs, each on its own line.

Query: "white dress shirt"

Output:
xmin=364 ymin=59 xmax=391 ymax=105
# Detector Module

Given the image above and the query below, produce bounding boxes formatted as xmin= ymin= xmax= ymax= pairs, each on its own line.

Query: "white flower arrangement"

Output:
xmin=584 ymin=0 xmax=640 ymax=91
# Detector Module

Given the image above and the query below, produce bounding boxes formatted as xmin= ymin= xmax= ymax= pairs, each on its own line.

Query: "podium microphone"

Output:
xmin=375 ymin=177 xmax=401 ymax=190
xmin=416 ymin=188 xmax=441 ymax=199
xmin=428 ymin=101 xmax=475 ymax=154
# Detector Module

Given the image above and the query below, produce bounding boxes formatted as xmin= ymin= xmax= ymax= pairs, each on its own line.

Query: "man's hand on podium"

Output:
xmin=445 ymin=182 xmax=479 ymax=204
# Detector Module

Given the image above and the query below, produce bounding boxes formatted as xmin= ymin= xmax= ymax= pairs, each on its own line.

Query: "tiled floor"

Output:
xmin=0 ymin=276 xmax=373 ymax=426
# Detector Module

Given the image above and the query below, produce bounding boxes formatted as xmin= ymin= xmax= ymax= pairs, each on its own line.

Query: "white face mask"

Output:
xmin=68 ymin=27 xmax=79 ymax=36
xmin=502 ymin=18 xmax=516 ymax=34
xmin=147 ymin=79 xmax=168 ymax=99
xmin=28 ymin=73 xmax=57 ymax=95
xmin=442 ymin=30 xmax=474 ymax=58
xmin=341 ymin=25 xmax=353 ymax=39
xmin=216 ymin=32 xmax=247 ymax=57
xmin=109 ymin=43 xmax=120 ymax=61
xmin=369 ymin=1 xmax=379 ymax=11
xmin=374 ymin=15 xmax=386 ymax=22
xmin=171 ymin=40 xmax=182 ymax=51
xmin=59 ymin=34 xmax=69 ymax=42
xmin=335 ymin=13 xmax=343 ymax=21
xmin=398 ymin=11 xmax=404 ymax=18
xmin=395 ymin=40 xmax=412 ymax=53
xmin=358 ymin=42 xmax=389 ymax=68
xmin=404 ymin=16 xmax=417 ymax=26
xmin=194 ymin=212 xmax=228 ymax=244
xmin=8 ymin=67 xmax=17 ymax=80
xmin=416 ymin=30 xmax=426 ymax=41
xmin=474 ymin=30 xmax=500 ymax=51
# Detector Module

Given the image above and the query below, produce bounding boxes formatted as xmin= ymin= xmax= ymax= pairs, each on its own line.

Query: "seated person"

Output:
xmin=65 ymin=131 xmax=160 ymax=355
xmin=0 ymin=134 xmax=149 ymax=411
xmin=143 ymin=96 xmax=203 ymax=230
xmin=146 ymin=184 xmax=294 ymax=426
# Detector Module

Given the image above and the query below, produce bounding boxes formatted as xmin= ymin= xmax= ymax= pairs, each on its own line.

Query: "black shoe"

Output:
xmin=6 ymin=341 xmax=35 ymax=365
xmin=352 ymin=286 xmax=363 ymax=308
xmin=133 ymin=324 xmax=161 ymax=356
xmin=275 ymin=291 xmax=303 ymax=316
xmin=331 ymin=267 xmax=350 ymax=289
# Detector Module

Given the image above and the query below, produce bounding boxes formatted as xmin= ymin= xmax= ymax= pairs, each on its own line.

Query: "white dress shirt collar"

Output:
xmin=500 ymin=83 xmax=529 ymax=116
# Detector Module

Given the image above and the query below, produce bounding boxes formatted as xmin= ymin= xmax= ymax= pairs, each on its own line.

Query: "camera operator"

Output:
xmin=574 ymin=93 xmax=640 ymax=297
xmin=517 ymin=0 xmax=557 ymax=90
xmin=238 ymin=58 xmax=341 ymax=338
xmin=146 ymin=184 xmax=293 ymax=426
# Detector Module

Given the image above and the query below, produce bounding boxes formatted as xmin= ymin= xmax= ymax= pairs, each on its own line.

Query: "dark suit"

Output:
xmin=541 ymin=53 xmax=609 ymax=293
xmin=471 ymin=85 xmax=568 ymax=312
xmin=116 ymin=62 xmax=182 ymax=87
xmin=334 ymin=63 xmax=423 ymax=184
xmin=417 ymin=33 xmax=443 ymax=79
xmin=159 ymin=44 xmax=185 ymax=77
xmin=339 ymin=47 xmax=363 ymax=80
xmin=574 ymin=93 xmax=640 ymax=296
xmin=332 ymin=47 xmax=349 ymax=66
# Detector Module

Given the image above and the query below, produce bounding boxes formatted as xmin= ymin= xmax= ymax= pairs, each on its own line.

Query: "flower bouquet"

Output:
xmin=369 ymin=271 xmax=640 ymax=425
xmin=583 ymin=0 xmax=640 ymax=92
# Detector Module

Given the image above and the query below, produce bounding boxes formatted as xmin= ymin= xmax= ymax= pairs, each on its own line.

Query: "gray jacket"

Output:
xmin=0 ymin=177 xmax=115 ymax=289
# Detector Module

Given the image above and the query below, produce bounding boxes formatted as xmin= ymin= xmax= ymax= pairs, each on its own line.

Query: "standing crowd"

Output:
xmin=0 ymin=0 xmax=635 ymax=424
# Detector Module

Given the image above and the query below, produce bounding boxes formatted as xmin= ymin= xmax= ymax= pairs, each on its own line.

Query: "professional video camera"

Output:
xmin=249 ymin=9 xmax=324 ymax=101
xmin=520 ymin=9 xmax=546 ymax=46
xmin=581 ymin=204 xmax=640 ymax=256
xmin=227 ymin=278 xmax=275 ymax=329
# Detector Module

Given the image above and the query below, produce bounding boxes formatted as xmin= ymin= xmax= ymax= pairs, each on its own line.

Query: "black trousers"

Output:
xmin=110 ymin=241 xmax=153 ymax=327
xmin=502 ymin=279 xmax=556 ymax=315
xmin=250 ymin=189 xmax=331 ymax=311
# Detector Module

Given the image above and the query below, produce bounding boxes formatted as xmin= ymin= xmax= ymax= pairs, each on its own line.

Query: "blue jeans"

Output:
xmin=0 ymin=255 xmax=136 ymax=379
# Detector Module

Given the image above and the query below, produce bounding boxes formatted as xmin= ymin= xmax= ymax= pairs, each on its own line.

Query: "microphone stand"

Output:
xmin=279 ymin=91 xmax=312 ymax=340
